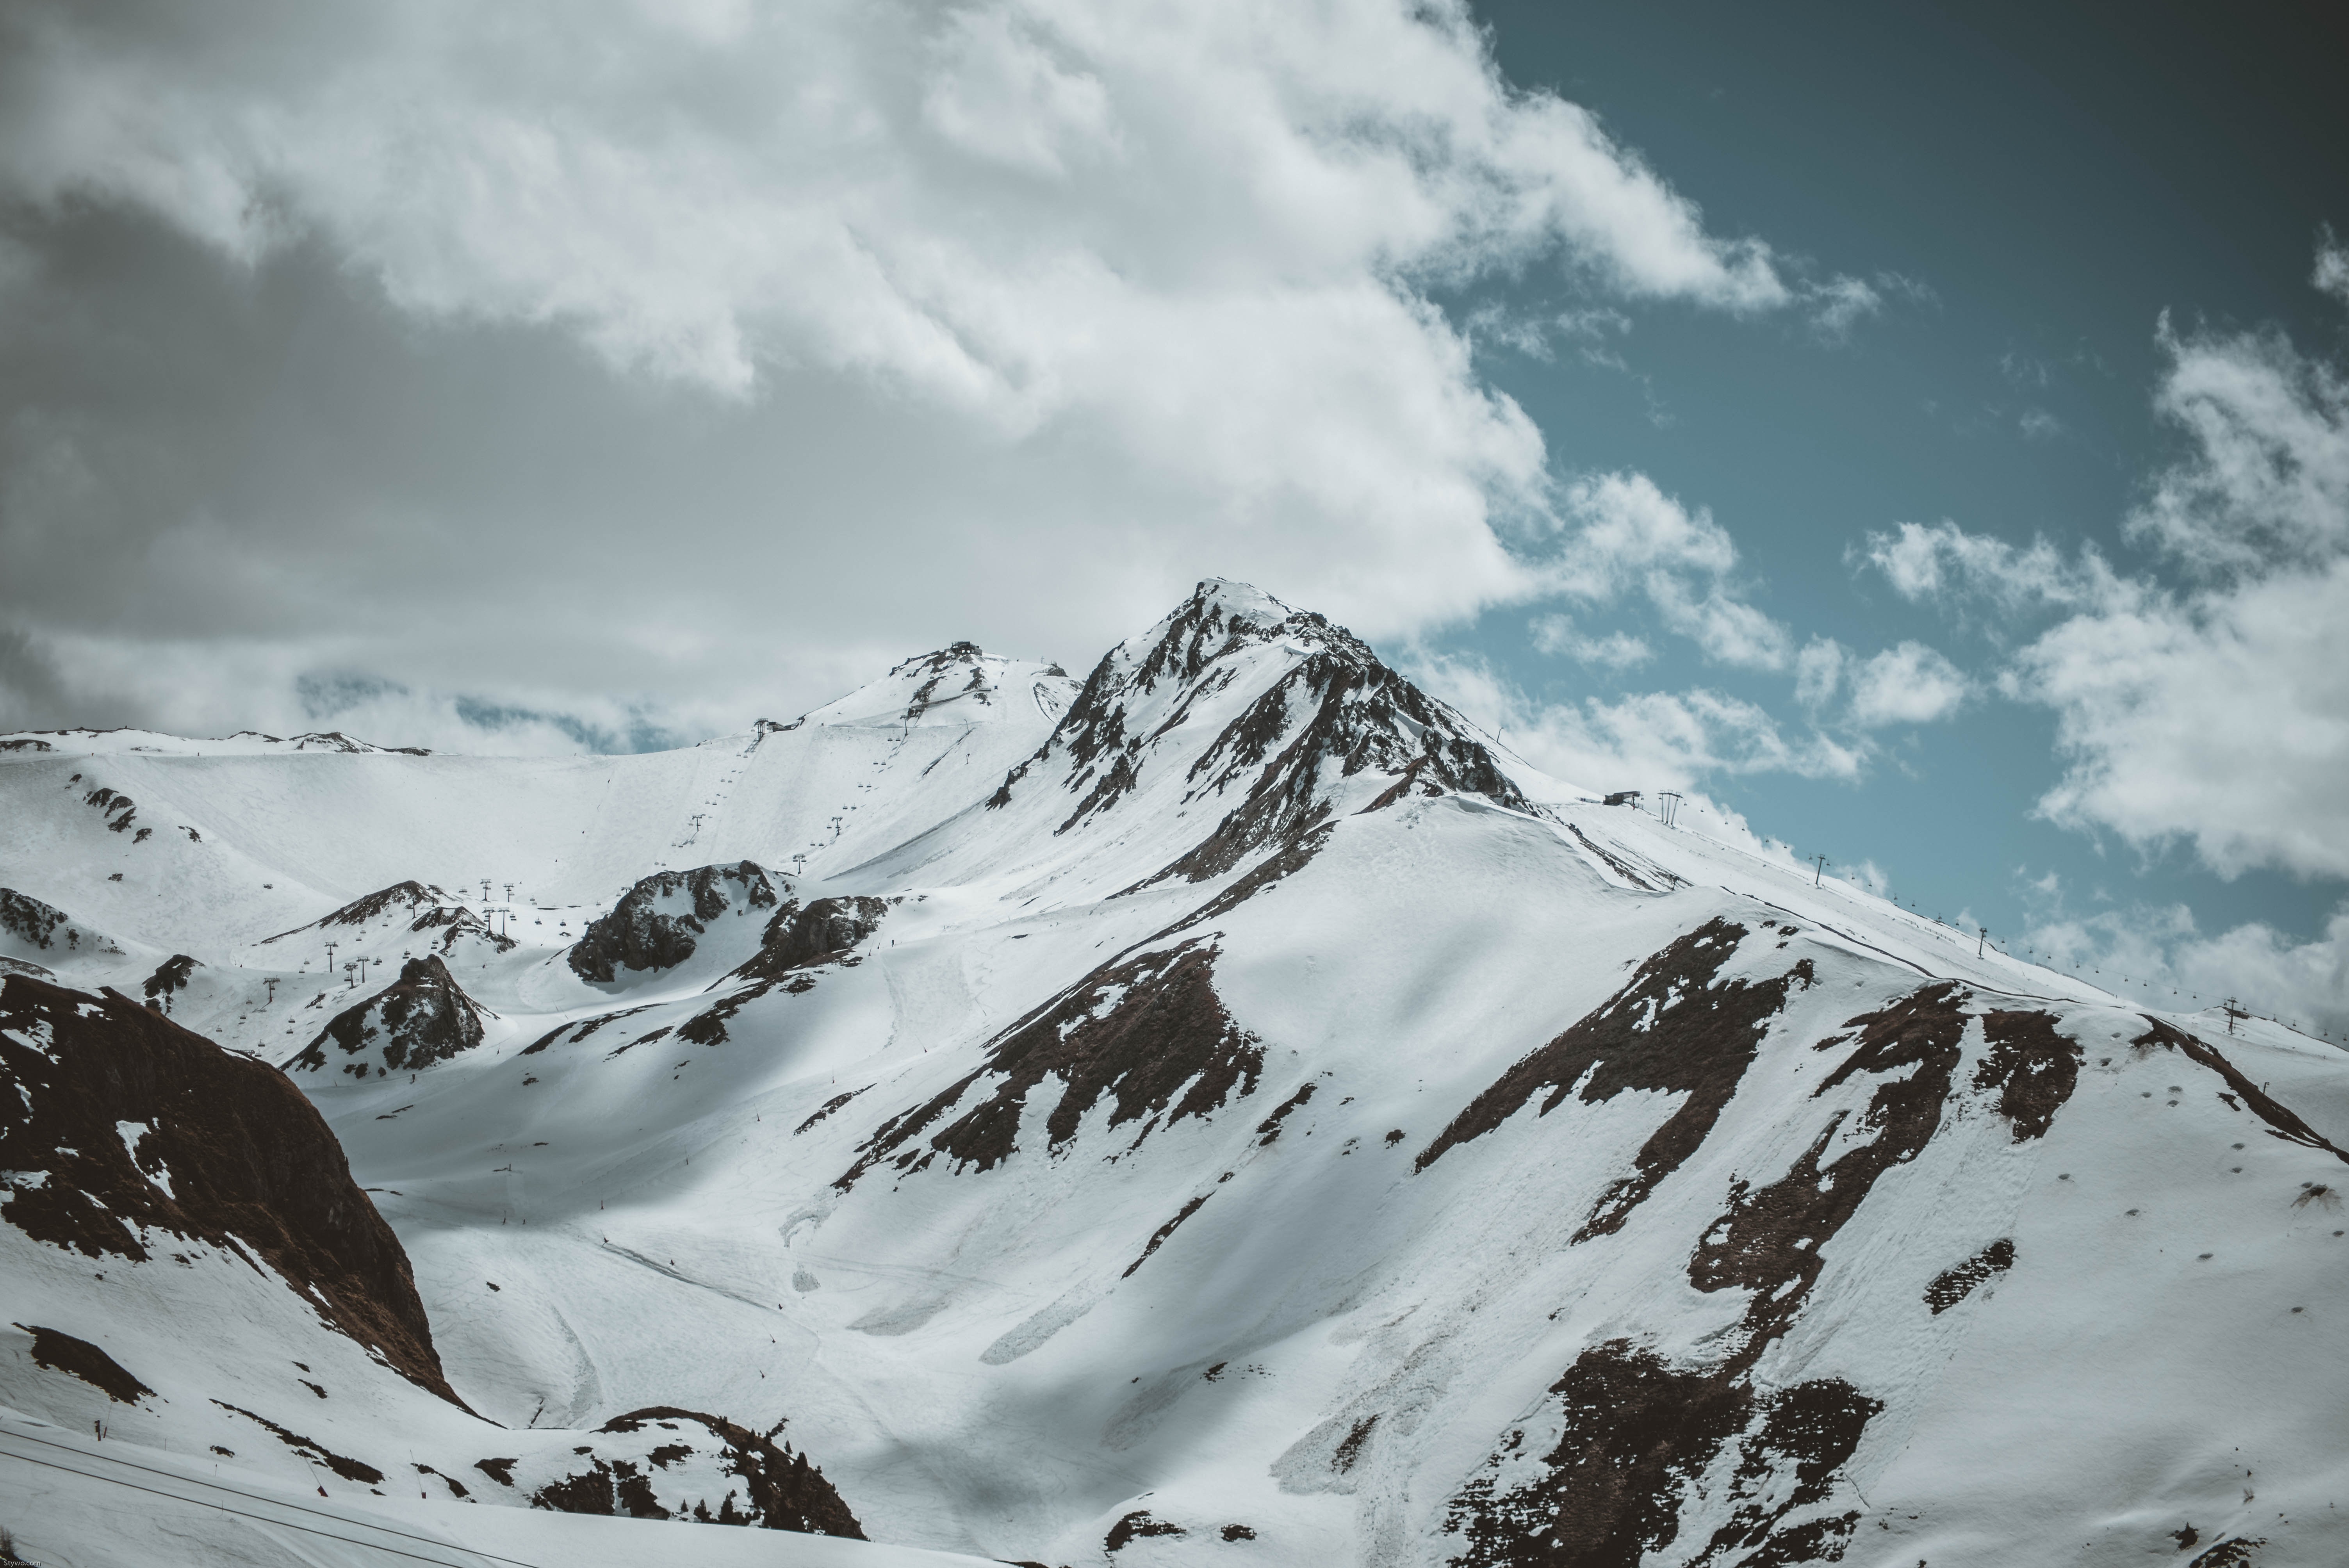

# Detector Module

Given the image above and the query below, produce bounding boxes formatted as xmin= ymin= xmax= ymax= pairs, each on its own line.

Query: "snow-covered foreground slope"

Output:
xmin=3 ymin=589 xmax=2345 ymax=1568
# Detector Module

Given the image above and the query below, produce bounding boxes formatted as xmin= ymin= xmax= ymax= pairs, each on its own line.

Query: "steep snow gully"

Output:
xmin=3 ymin=581 xmax=2346 ymax=1568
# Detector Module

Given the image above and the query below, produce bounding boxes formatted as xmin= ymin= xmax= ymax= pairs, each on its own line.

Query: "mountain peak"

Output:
xmin=801 ymin=645 xmax=1078 ymax=731
xmin=986 ymin=579 xmax=1524 ymax=886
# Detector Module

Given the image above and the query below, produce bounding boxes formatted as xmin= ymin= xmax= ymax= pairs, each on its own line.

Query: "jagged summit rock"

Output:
xmin=989 ymin=577 xmax=1528 ymax=882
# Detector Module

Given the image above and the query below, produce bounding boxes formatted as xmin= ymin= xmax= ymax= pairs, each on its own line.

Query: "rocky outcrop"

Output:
xmin=261 ymin=880 xmax=456 ymax=944
xmin=0 ymin=890 xmax=72 ymax=953
xmin=141 ymin=954 xmax=201 ymax=1012
xmin=840 ymin=939 xmax=1260 ymax=1188
xmin=569 ymin=862 xmax=779 ymax=982
xmin=729 ymin=896 xmax=888 ymax=984
xmin=0 ymin=975 xmax=465 ymax=1407
xmin=289 ymin=955 xmax=488 ymax=1078
xmin=508 ymin=1408 xmax=864 ymax=1535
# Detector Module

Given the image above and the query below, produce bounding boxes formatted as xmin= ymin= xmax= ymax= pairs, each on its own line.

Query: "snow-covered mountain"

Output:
xmin=3 ymin=584 xmax=2343 ymax=1568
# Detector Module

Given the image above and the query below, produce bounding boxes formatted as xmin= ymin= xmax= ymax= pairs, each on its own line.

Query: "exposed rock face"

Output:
xmin=260 ymin=881 xmax=512 ymax=957
xmin=2132 ymin=1016 xmax=2349 ymax=1162
xmin=142 ymin=954 xmax=201 ymax=1012
xmin=1925 ymin=1238 xmax=2016 ymax=1313
xmin=1442 ymin=1340 xmax=1879 ymax=1568
xmin=508 ymin=1408 xmax=864 ymax=1535
xmin=310 ymin=881 xmax=447 ymax=930
xmin=16 ymin=1322 xmax=153 ymax=1404
xmin=730 ymin=896 xmax=888 ymax=984
xmin=1415 ymin=918 xmax=1815 ymax=1242
xmin=569 ymin=861 xmax=779 ymax=982
xmin=1435 ymin=975 xmax=2050 ymax=1561
xmin=990 ymin=579 xmax=1529 ymax=884
xmin=289 ymin=955 xmax=489 ymax=1078
xmin=0 ymin=889 xmax=72 ymax=953
xmin=841 ymin=939 xmax=1260 ymax=1188
xmin=1974 ymin=1009 xmax=2084 ymax=1141
xmin=0 ymin=975 xmax=464 ymax=1407
xmin=1692 ymin=982 xmax=1973 ymax=1361
xmin=901 ymin=642 xmax=993 ymax=721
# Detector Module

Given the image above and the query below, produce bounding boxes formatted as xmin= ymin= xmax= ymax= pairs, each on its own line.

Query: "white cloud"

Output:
xmin=0 ymin=0 xmax=1792 ymax=396
xmin=0 ymin=0 xmax=1807 ymax=744
xmin=1858 ymin=518 xmax=2112 ymax=612
xmin=1529 ymin=614 xmax=1650 ymax=669
xmin=1647 ymin=578 xmax=1794 ymax=669
xmin=2128 ymin=307 xmax=2349 ymax=578
xmin=1412 ymin=652 xmax=1861 ymax=795
xmin=2016 ymin=560 xmax=2349 ymax=878
xmin=2019 ymin=262 xmax=2349 ymax=880
xmin=2018 ymin=407 xmax=2062 ymax=440
xmin=2314 ymin=227 xmax=2349 ymax=308
xmin=1547 ymin=471 xmax=1793 ymax=668
xmin=2018 ymin=889 xmax=2349 ymax=1040
xmin=1793 ymin=637 xmax=1844 ymax=707
xmin=1869 ymin=249 xmax=2349 ymax=884
xmin=1554 ymin=306 xmax=1632 ymax=340
xmin=1847 ymin=640 xmax=1968 ymax=727
xmin=1808 ymin=274 xmax=1880 ymax=340
xmin=1998 ymin=349 xmax=2051 ymax=387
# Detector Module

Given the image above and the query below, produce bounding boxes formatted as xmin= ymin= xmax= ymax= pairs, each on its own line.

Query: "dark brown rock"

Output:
xmin=839 ymin=941 xmax=1260 ymax=1188
xmin=730 ymin=896 xmax=888 ymax=984
xmin=1924 ymin=1238 xmax=2016 ymax=1314
xmin=1440 ymin=1339 xmax=1876 ymax=1568
xmin=0 ymin=975 xmax=467 ymax=1408
xmin=525 ymin=1407 xmax=863 ymax=1536
xmin=289 ymin=955 xmax=487 ymax=1077
xmin=1974 ymin=1010 xmax=2082 ymax=1141
xmin=1690 ymin=983 xmax=1971 ymax=1362
xmin=141 ymin=954 xmax=200 ymax=1012
xmin=1417 ymin=919 xmax=1814 ymax=1244
xmin=569 ymin=862 xmax=779 ymax=982
xmin=2133 ymin=1018 xmax=2349 ymax=1164
xmin=15 ymin=1323 xmax=151 ymax=1404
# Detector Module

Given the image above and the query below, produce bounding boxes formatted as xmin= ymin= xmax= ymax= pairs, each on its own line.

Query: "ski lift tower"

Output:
xmin=1657 ymin=791 xmax=1683 ymax=828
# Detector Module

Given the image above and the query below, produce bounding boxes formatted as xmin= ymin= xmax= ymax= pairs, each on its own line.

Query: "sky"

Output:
xmin=0 ymin=0 xmax=2344 ymax=1032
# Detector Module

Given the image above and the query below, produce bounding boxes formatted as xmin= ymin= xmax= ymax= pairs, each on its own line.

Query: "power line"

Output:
xmin=0 ymin=1431 xmax=546 ymax=1568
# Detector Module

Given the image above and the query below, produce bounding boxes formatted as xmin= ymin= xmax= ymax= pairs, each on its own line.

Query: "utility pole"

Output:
xmin=1812 ymin=854 xmax=1827 ymax=887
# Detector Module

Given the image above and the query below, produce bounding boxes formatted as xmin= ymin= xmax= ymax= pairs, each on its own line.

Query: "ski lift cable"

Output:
xmin=0 ymin=1433 xmax=545 ymax=1568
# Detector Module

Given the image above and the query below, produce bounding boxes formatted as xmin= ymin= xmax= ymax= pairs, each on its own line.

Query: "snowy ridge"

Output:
xmin=0 ymin=727 xmax=433 ymax=757
xmin=2 ymin=581 xmax=2344 ymax=1568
